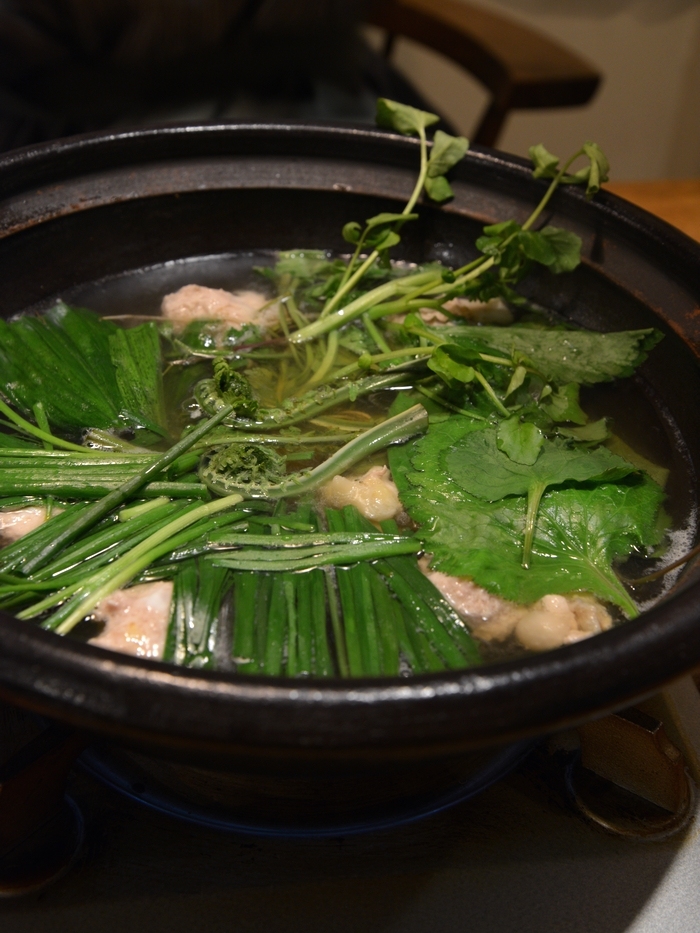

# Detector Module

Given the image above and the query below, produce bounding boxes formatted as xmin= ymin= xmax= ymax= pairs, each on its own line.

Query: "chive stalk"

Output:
xmin=21 ymin=405 xmax=234 ymax=574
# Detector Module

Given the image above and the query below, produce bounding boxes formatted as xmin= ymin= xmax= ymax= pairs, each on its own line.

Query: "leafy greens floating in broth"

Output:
xmin=0 ymin=97 xmax=679 ymax=674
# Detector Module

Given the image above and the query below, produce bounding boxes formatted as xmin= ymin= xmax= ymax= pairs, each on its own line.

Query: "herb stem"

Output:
xmin=22 ymin=405 xmax=234 ymax=575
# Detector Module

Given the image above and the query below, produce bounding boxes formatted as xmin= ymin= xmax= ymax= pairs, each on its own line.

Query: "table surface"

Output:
xmin=4 ymin=179 xmax=700 ymax=933
xmin=606 ymin=179 xmax=700 ymax=242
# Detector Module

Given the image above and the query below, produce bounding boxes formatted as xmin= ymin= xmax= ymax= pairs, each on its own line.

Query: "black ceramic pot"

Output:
xmin=0 ymin=124 xmax=699 ymax=832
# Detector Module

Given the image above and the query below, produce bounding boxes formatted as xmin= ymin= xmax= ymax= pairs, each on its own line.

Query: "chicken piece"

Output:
xmin=0 ymin=506 xmax=60 ymax=543
xmin=568 ymin=595 xmax=613 ymax=635
xmin=387 ymin=296 xmax=512 ymax=326
xmin=89 ymin=581 xmax=173 ymax=659
xmin=513 ymin=594 xmax=613 ymax=651
xmin=161 ymin=285 xmax=279 ymax=331
xmin=442 ymin=296 xmax=514 ymax=325
xmin=419 ymin=558 xmax=614 ymax=652
xmin=419 ymin=558 xmax=511 ymax=620
xmin=319 ymin=465 xmax=402 ymax=523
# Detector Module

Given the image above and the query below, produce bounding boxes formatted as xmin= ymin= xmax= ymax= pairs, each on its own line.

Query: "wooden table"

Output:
xmin=606 ymin=179 xmax=700 ymax=243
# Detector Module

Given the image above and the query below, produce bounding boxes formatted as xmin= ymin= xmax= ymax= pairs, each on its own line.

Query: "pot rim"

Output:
xmin=0 ymin=121 xmax=699 ymax=755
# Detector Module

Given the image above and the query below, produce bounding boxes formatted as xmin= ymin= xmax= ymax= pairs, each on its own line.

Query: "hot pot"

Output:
xmin=0 ymin=123 xmax=699 ymax=833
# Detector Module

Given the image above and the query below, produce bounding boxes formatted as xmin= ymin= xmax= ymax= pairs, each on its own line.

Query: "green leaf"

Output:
xmin=0 ymin=303 xmax=157 ymax=436
xmin=427 ymin=325 xmax=663 ymax=385
xmin=558 ymin=418 xmax=610 ymax=443
xmin=541 ymin=382 xmax=587 ymax=424
xmin=371 ymin=230 xmax=401 ymax=251
xmin=497 ymin=417 xmax=544 ymax=465
xmin=582 ymin=142 xmax=610 ymax=197
xmin=365 ymin=212 xmax=418 ymax=229
xmin=424 ymin=174 xmax=454 ymax=202
xmin=538 ymin=226 xmax=582 ymax=273
xmin=376 ymin=98 xmax=440 ymax=136
xmin=505 ymin=365 xmax=527 ymax=398
xmin=389 ymin=417 xmax=663 ymax=615
xmin=529 ymin=144 xmax=560 ymax=179
xmin=518 ymin=230 xmax=557 ymax=265
xmin=445 ymin=428 xmax=635 ymax=504
xmin=427 ymin=344 xmax=476 ymax=386
xmin=446 ymin=426 xmax=637 ymax=566
xmin=342 ymin=222 xmax=363 ymax=244
xmin=109 ymin=322 xmax=166 ymax=437
xmin=427 ymin=130 xmax=469 ymax=176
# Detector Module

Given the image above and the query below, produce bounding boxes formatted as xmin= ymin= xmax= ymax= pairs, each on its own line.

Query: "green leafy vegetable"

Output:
xmin=375 ymin=98 xmax=440 ymax=136
xmin=0 ymin=303 xmax=167 ymax=440
xmin=109 ymin=322 xmax=166 ymax=438
xmin=389 ymin=417 xmax=663 ymax=615
xmin=529 ymin=141 xmax=610 ymax=198
xmin=497 ymin=417 xmax=543 ymax=465
xmin=445 ymin=425 xmax=636 ymax=565
xmin=428 ymin=324 xmax=663 ymax=385
xmin=541 ymin=382 xmax=587 ymax=424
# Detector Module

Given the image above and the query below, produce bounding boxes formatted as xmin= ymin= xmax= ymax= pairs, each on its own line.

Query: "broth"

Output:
xmin=0 ymin=251 xmax=693 ymax=677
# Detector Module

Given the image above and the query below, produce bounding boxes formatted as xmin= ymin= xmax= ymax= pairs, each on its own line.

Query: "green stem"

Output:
xmin=32 ymin=403 xmax=53 ymax=451
xmin=473 ymin=371 xmax=510 ymax=417
xmin=302 ymin=331 xmax=338 ymax=390
xmin=320 ymin=116 xmax=427 ymax=320
xmin=362 ymin=313 xmax=391 ymax=354
xmin=22 ymin=405 xmax=234 ymax=575
xmin=0 ymin=399 xmax=98 ymax=454
xmin=212 ymin=538 xmax=421 ymax=572
xmin=522 ymin=481 xmax=546 ymax=569
xmin=119 ymin=497 xmax=171 ymax=522
xmin=328 ymin=346 xmax=433 ymax=384
xmin=521 ymin=149 xmax=585 ymax=232
xmin=50 ymin=494 xmax=243 ymax=635
xmin=293 ymin=271 xmax=438 ymax=344
xmin=324 ymin=566 xmax=348 ymax=677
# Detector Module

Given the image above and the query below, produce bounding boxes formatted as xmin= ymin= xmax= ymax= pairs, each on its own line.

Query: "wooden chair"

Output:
xmin=364 ymin=0 xmax=601 ymax=146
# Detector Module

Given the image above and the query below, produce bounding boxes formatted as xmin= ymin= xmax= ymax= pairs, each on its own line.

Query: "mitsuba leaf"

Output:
xmin=376 ymin=98 xmax=440 ymax=136
xmin=497 ymin=417 xmax=543 ymax=465
xmin=538 ymin=226 xmax=582 ymax=273
xmin=428 ymin=130 xmax=469 ymax=176
xmin=540 ymin=382 xmax=587 ymax=424
xmin=529 ymin=144 xmax=560 ymax=179
xmin=580 ymin=142 xmax=610 ymax=197
xmin=427 ymin=344 xmax=476 ymax=386
xmin=342 ymin=222 xmax=363 ymax=245
xmin=518 ymin=230 xmax=557 ymax=265
xmin=424 ymin=174 xmax=454 ymax=202
xmin=558 ymin=418 xmax=610 ymax=443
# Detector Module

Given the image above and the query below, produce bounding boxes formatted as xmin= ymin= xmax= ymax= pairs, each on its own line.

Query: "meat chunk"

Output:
xmin=387 ymin=297 xmax=513 ymax=326
xmin=161 ymin=285 xmax=279 ymax=331
xmin=319 ymin=465 xmax=402 ymax=523
xmin=419 ymin=558 xmax=512 ymax=620
xmin=442 ymin=297 xmax=514 ymax=325
xmin=89 ymin=581 xmax=173 ymax=659
xmin=0 ymin=506 xmax=60 ymax=542
xmin=420 ymin=559 xmax=613 ymax=652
